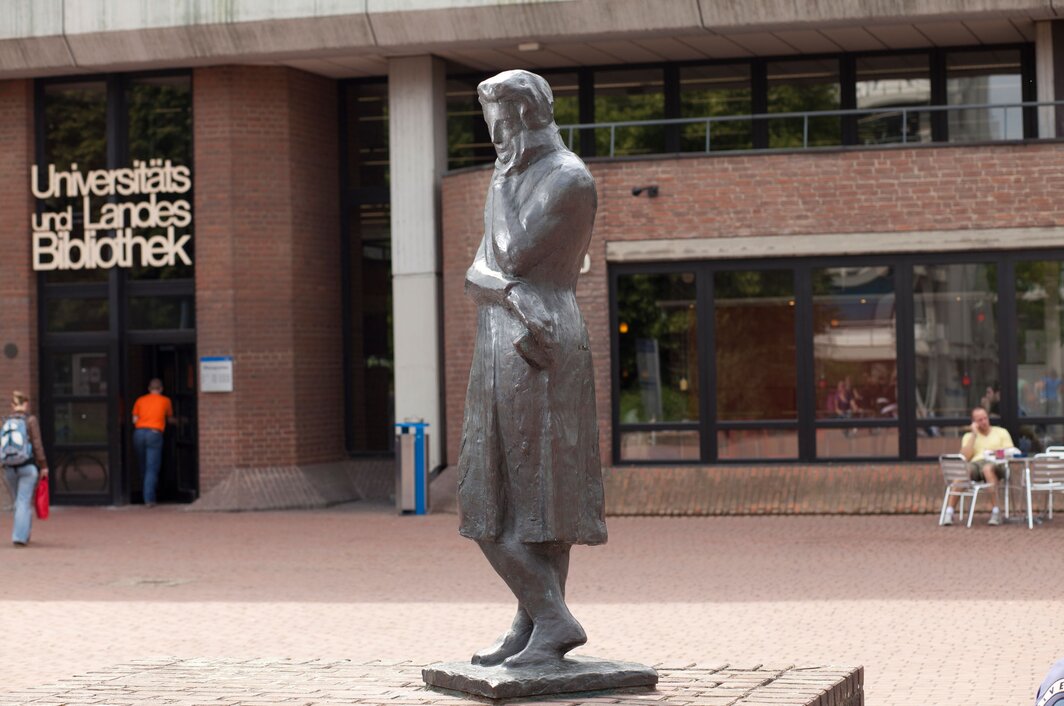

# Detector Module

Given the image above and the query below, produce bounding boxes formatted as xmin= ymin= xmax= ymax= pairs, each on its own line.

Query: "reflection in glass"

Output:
xmin=767 ymin=59 xmax=841 ymax=148
xmin=818 ymin=427 xmax=899 ymax=458
xmin=53 ymin=401 xmax=108 ymax=444
xmin=41 ymin=82 xmax=110 ymax=285
xmin=1016 ymin=260 xmax=1064 ymax=418
xmin=127 ymin=76 xmax=194 ymax=281
xmin=680 ymin=64 xmax=752 ymax=151
xmin=55 ymin=451 xmax=109 ymax=495
xmin=717 ymin=429 xmax=797 ymax=460
xmin=620 ymin=430 xmax=699 ymax=461
xmin=129 ymin=296 xmax=195 ymax=330
xmin=593 ymin=69 xmax=665 ymax=156
xmin=856 ymin=54 xmax=932 ymax=145
xmin=947 ymin=49 xmax=1023 ymax=142
xmin=813 ymin=267 xmax=897 ymax=421
xmin=46 ymin=298 xmax=109 ymax=333
xmin=715 ymin=270 xmax=796 ymax=420
xmin=127 ymin=76 xmax=191 ymax=164
xmin=913 ymin=264 xmax=998 ymax=420
xmin=617 ymin=273 xmax=698 ymax=423
xmin=50 ymin=353 xmax=108 ymax=396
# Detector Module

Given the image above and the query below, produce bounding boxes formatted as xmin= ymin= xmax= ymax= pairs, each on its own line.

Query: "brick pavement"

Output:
xmin=0 ymin=659 xmax=862 ymax=705
xmin=0 ymin=504 xmax=1060 ymax=705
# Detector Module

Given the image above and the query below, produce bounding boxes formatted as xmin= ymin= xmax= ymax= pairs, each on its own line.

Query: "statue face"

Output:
xmin=483 ymin=100 xmax=522 ymax=163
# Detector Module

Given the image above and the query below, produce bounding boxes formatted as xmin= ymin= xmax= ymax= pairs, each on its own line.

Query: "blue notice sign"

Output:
xmin=200 ymin=356 xmax=233 ymax=393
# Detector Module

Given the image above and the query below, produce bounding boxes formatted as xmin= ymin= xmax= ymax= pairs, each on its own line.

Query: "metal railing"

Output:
xmin=557 ymin=100 xmax=1064 ymax=157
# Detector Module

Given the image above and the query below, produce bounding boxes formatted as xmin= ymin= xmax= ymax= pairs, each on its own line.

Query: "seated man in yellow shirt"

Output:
xmin=944 ymin=406 xmax=1013 ymax=526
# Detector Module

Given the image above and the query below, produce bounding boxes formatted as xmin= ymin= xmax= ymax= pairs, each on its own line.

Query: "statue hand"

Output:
xmin=513 ymin=330 xmax=552 ymax=370
xmin=506 ymin=284 xmax=555 ymax=369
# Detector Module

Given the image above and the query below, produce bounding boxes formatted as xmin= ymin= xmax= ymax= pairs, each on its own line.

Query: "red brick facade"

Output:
xmin=194 ymin=66 xmax=344 ymax=493
xmin=0 ymin=80 xmax=38 ymax=414
xmin=442 ymin=143 xmax=1064 ymax=513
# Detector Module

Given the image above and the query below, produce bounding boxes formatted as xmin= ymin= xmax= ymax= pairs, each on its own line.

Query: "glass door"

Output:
xmin=42 ymin=349 xmax=114 ymax=502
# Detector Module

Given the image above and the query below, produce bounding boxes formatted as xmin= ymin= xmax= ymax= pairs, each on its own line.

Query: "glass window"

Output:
xmin=1016 ymin=260 xmax=1064 ymax=418
xmin=128 ymin=295 xmax=195 ymax=330
xmin=767 ymin=59 xmax=841 ymax=148
xmin=913 ymin=263 xmax=998 ymax=422
xmin=347 ymin=203 xmax=394 ymax=452
xmin=680 ymin=64 xmax=752 ymax=152
xmin=715 ymin=270 xmax=796 ymax=421
xmin=50 ymin=352 xmax=108 ymax=396
xmin=593 ymin=68 xmax=666 ymax=156
xmin=346 ymin=80 xmax=389 ymax=187
xmin=46 ymin=298 xmax=109 ymax=333
xmin=617 ymin=273 xmax=698 ymax=424
xmin=717 ymin=429 xmax=798 ymax=460
xmin=541 ymin=72 xmax=581 ymax=153
xmin=814 ymin=267 xmax=897 ymax=420
xmin=947 ymin=49 xmax=1023 ymax=142
xmin=856 ymin=54 xmax=932 ymax=145
xmin=343 ymin=80 xmax=395 ymax=454
xmin=447 ymin=79 xmax=494 ymax=170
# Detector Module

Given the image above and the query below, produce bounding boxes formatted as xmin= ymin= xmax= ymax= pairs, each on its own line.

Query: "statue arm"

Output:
xmin=494 ymin=165 xmax=596 ymax=277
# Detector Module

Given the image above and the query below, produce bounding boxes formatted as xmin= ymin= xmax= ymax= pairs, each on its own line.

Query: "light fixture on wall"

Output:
xmin=518 ymin=42 xmax=541 ymax=52
xmin=631 ymin=185 xmax=659 ymax=197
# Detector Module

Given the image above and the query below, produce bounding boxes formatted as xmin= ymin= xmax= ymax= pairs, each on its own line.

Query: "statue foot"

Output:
xmin=472 ymin=614 xmax=533 ymax=666
xmin=501 ymin=617 xmax=586 ymax=669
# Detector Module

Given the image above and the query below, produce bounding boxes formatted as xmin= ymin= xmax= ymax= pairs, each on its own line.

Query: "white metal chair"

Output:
xmin=1024 ymin=454 xmax=1064 ymax=529
xmin=1043 ymin=445 xmax=1064 ymax=456
xmin=939 ymin=454 xmax=992 ymax=527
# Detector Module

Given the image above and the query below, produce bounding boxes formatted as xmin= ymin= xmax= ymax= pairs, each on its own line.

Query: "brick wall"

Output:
xmin=194 ymin=66 xmax=343 ymax=494
xmin=0 ymin=80 xmax=37 ymax=417
xmin=441 ymin=142 xmax=1064 ymax=512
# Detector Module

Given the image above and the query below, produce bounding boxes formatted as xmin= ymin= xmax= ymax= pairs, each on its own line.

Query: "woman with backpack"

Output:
xmin=2 ymin=391 xmax=48 ymax=546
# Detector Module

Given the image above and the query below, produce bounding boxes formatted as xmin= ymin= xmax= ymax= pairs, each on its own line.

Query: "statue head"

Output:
xmin=478 ymin=70 xmax=557 ymax=164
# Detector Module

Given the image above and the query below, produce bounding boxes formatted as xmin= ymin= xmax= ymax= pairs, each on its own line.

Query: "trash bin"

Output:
xmin=395 ymin=421 xmax=429 ymax=515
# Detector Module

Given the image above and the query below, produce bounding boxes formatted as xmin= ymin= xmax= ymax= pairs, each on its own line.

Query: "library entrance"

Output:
xmin=39 ymin=340 xmax=198 ymax=507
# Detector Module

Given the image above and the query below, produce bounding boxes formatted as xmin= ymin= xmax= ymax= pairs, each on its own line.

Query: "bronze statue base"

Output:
xmin=422 ymin=655 xmax=658 ymax=701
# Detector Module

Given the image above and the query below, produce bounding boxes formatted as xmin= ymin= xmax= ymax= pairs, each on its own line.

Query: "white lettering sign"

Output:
xmin=30 ymin=159 xmax=192 ymax=271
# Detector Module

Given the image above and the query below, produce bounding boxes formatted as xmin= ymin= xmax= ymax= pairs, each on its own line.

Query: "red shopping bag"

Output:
xmin=35 ymin=476 xmax=49 ymax=520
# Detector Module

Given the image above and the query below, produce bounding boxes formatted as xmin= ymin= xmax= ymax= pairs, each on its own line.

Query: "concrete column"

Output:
xmin=388 ymin=55 xmax=448 ymax=469
xmin=1036 ymin=21 xmax=1056 ymax=139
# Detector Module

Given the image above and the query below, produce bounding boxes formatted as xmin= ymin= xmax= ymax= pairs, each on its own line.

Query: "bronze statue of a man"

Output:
xmin=458 ymin=69 xmax=607 ymax=669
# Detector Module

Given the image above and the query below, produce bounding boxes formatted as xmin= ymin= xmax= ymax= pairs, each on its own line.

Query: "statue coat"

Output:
xmin=457 ymin=143 xmax=607 ymax=546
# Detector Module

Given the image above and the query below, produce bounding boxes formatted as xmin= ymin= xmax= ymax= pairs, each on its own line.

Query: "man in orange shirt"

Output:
xmin=132 ymin=378 xmax=174 ymax=507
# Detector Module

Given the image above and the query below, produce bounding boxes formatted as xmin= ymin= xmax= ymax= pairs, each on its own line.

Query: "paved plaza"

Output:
xmin=0 ymin=499 xmax=1061 ymax=705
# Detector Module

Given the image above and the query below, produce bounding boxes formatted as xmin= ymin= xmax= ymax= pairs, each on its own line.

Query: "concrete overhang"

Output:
xmin=0 ymin=0 xmax=1058 ymax=79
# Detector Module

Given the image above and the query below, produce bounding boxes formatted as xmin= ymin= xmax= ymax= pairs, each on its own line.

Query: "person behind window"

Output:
xmin=943 ymin=406 xmax=1013 ymax=526
xmin=131 ymin=378 xmax=175 ymax=508
xmin=827 ymin=378 xmax=861 ymax=418
xmin=2 ymin=391 xmax=48 ymax=546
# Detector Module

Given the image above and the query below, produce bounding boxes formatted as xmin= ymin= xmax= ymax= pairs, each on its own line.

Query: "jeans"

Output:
xmin=4 ymin=464 xmax=38 ymax=544
xmin=133 ymin=428 xmax=164 ymax=504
